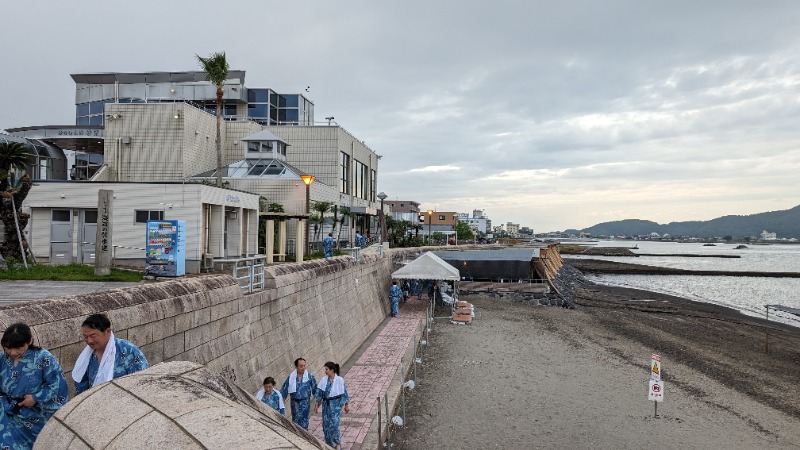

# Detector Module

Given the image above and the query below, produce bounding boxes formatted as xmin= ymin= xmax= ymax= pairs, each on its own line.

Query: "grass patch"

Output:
xmin=0 ymin=263 xmax=144 ymax=282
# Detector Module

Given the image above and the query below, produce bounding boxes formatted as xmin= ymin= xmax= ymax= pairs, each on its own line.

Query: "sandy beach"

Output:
xmin=393 ymin=284 xmax=800 ymax=449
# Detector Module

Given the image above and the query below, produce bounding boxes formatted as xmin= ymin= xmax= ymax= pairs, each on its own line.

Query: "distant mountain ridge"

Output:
xmin=571 ymin=204 xmax=800 ymax=239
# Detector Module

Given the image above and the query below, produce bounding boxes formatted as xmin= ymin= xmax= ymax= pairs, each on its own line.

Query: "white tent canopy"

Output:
xmin=391 ymin=251 xmax=460 ymax=281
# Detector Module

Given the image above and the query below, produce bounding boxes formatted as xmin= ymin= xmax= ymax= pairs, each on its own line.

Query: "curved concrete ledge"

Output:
xmin=35 ymin=361 xmax=327 ymax=450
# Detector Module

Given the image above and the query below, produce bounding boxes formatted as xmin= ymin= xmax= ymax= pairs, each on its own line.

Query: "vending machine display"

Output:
xmin=145 ymin=220 xmax=186 ymax=276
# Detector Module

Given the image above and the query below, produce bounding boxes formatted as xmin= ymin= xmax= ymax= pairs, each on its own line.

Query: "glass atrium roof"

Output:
xmin=193 ymin=158 xmax=303 ymax=179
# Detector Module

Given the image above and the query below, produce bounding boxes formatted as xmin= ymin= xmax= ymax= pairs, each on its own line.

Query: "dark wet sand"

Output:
xmin=392 ymin=284 xmax=800 ymax=449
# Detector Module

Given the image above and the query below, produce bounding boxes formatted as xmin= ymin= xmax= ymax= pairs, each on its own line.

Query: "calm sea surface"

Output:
xmin=571 ymin=240 xmax=800 ymax=326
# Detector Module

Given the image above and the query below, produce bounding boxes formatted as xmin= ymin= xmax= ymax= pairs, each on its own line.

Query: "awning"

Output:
xmin=391 ymin=252 xmax=460 ymax=281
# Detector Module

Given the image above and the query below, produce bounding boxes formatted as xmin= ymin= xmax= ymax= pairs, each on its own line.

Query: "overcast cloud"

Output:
xmin=2 ymin=0 xmax=799 ymax=231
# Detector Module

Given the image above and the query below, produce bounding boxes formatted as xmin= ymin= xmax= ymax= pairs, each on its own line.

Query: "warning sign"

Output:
xmin=650 ymin=353 xmax=661 ymax=381
xmin=648 ymin=379 xmax=665 ymax=402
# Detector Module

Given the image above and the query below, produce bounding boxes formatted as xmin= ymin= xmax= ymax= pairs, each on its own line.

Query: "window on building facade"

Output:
xmin=370 ymin=169 xmax=376 ymax=202
xmin=134 ymin=210 xmax=164 ymax=224
xmin=340 ymin=152 xmax=350 ymax=194
xmin=439 ymin=215 xmax=445 ymax=221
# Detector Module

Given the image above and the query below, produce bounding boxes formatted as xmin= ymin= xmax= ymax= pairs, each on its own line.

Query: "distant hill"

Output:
xmin=576 ymin=204 xmax=800 ymax=239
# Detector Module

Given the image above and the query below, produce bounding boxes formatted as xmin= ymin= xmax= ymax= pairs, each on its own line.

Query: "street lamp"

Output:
xmin=453 ymin=213 xmax=459 ymax=246
xmin=377 ymin=191 xmax=387 ymax=246
xmin=301 ymin=174 xmax=315 ymax=259
xmin=427 ymin=209 xmax=433 ymax=245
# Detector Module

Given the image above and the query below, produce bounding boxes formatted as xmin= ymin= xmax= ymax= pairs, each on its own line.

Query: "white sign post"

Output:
xmin=649 ymin=353 xmax=664 ymax=417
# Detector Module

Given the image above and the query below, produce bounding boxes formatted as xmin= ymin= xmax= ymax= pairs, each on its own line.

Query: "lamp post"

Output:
xmin=427 ymin=209 xmax=433 ymax=245
xmin=453 ymin=213 xmax=459 ymax=246
xmin=377 ymin=191 xmax=387 ymax=247
xmin=301 ymin=174 xmax=315 ymax=259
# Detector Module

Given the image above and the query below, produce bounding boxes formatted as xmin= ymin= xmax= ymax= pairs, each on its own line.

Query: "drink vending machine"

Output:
xmin=145 ymin=220 xmax=186 ymax=276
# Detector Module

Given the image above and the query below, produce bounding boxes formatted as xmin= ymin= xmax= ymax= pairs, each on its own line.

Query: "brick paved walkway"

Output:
xmin=309 ymin=295 xmax=429 ymax=449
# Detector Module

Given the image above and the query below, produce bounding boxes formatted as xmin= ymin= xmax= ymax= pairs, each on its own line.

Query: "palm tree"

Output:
xmin=196 ymin=51 xmax=229 ymax=188
xmin=0 ymin=141 xmax=35 ymax=265
xmin=312 ymin=201 xmax=333 ymax=240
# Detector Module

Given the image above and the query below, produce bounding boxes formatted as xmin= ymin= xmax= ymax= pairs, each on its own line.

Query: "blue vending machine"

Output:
xmin=145 ymin=220 xmax=186 ymax=276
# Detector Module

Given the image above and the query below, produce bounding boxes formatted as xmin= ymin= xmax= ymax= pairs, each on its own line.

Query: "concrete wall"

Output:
xmin=0 ymin=250 xmax=408 ymax=395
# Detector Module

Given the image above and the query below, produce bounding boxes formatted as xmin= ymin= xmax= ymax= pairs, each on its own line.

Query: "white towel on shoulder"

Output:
xmin=72 ymin=331 xmax=117 ymax=386
xmin=256 ymin=388 xmax=285 ymax=410
xmin=287 ymin=369 xmax=309 ymax=394
xmin=318 ymin=375 xmax=345 ymax=398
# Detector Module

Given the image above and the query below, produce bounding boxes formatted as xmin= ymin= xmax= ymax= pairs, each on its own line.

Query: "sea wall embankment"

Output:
xmin=0 ymin=248 xmax=420 ymax=395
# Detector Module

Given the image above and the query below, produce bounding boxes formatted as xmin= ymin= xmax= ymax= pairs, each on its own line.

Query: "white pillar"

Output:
xmin=266 ymin=219 xmax=275 ymax=264
xmin=296 ymin=219 xmax=305 ymax=261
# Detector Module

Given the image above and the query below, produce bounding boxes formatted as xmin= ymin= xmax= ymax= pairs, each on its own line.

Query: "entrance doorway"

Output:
xmin=50 ymin=209 xmax=72 ymax=265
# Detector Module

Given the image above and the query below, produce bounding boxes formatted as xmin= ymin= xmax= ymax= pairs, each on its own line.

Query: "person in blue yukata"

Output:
xmin=314 ymin=361 xmax=350 ymax=450
xmin=0 ymin=323 xmax=68 ymax=450
xmin=322 ymin=233 xmax=336 ymax=258
xmin=388 ymin=281 xmax=403 ymax=317
xmin=72 ymin=313 xmax=149 ymax=396
xmin=280 ymin=357 xmax=317 ymax=429
xmin=256 ymin=377 xmax=285 ymax=415
xmin=355 ymin=232 xmax=366 ymax=248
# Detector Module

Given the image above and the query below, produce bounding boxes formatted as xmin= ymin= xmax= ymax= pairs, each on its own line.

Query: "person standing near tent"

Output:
xmin=401 ymin=280 xmax=410 ymax=304
xmin=388 ymin=281 xmax=402 ymax=317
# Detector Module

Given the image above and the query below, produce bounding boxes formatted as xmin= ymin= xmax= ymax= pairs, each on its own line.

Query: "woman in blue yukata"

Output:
xmin=72 ymin=313 xmax=149 ymax=396
xmin=314 ymin=361 xmax=350 ymax=449
xmin=280 ymin=357 xmax=317 ymax=429
xmin=255 ymin=376 xmax=285 ymax=414
xmin=0 ymin=323 xmax=68 ymax=450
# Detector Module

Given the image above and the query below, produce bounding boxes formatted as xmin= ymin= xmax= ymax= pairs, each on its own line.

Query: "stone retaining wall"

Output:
xmin=0 ymin=249 xmax=418 ymax=394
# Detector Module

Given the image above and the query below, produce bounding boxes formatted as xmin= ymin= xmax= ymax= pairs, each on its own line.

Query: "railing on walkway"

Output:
xmin=215 ymin=255 xmax=266 ymax=293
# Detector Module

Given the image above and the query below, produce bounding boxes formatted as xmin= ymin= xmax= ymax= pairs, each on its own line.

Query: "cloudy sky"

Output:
xmin=2 ymin=1 xmax=799 ymax=231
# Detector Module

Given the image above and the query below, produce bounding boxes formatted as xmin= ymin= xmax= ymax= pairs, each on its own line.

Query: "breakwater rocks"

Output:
xmin=502 ymin=264 xmax=584 ymax=309
xmin=559 ymin=245 xmax=638 ymax=256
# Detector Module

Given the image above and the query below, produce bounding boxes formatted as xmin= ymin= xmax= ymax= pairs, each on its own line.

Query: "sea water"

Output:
xmin=573 ymin=241 xmax=800 ymax=327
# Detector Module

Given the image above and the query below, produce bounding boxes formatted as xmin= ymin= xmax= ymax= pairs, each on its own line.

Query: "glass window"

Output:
xmin=89 ymin=101 xmax=105 ymax=114
xmin=439 ymin=215 xmax=445 ymax=221
xmin=247 ymin=163 xmax=268 ymax=176
xmin=52 ymin=210 xmax=71 ymax=222
xmin=278 ymin=109 xmax=299 ymax=123
xmin=84 ymin=211 xmax=98 ymax=223
xmin=89 ymin=115 xmax=103 ymax=126
xmin=247 ymin=142 xmax=260 ymax=152
xmin=77 ymin=103 xmax=90 ymax=116
xmin=134 ymin=210 xmax=164 ymax=224
xmin=248 ymin=104 xmax=268 ymax=118
xmin=248 ymin=89 xmax=269 ymax=103
xmin=263 ymin=162 xmax=283 ymax=175
xmin=340 ymin=152 xmax=350 ymax=194
xmin=77 ymin=116 xmax=90 ymax=125
xmin=280 ymin=95 xmax=299 ymax=107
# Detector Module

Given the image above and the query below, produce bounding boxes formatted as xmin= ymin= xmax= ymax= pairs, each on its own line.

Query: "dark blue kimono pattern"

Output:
xmin=261 ymin=390 xmax=285 ymax=415
xmin=280 ymin=372 xmax=317 ymax=430
xmin=0 ymin=348 xmax=68 ymax=450
xmin=314 ymin=377 xmax=349 ymax=448
xmin=74 ymin=338 xmax=149 ymax=396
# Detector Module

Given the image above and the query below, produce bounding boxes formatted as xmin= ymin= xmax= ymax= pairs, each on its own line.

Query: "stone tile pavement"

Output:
xmin=308 ymin=295 xmax=429 ymax=450
xmin=0 ymin=280 xmax=145 ymax=305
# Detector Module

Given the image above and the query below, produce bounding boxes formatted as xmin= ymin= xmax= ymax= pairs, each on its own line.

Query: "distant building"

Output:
xmin=761 ymin=230 xmax=777 ymax=240
xmin=506 ymin=222 xmax=520 ymax=235
xmin=385 ymin=200 xmax=421 ymax=225
xmin=456 ymin=209 xmax=491 ymax=234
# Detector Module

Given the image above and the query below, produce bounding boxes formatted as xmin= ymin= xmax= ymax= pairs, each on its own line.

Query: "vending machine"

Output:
xmin=145 ymin=220 xmax=186 ymax=276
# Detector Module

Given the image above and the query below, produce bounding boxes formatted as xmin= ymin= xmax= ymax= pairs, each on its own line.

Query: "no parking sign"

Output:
xmin=648 ymin=379 xmax=664 ymax=402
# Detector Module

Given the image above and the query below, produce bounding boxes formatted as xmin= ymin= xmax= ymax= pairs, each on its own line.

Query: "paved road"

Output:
xmin=0 ymin=280 xmax=145 ymax=305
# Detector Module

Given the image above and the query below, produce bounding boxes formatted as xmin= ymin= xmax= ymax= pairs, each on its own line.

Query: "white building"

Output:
xmin=761 ymin=230 xmax=777 ymax=240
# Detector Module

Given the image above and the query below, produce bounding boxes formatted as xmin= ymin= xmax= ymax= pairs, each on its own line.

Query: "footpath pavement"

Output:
xmin=0 ymin=280 xmax=145 ymax=305
xmin=308 ymin=295 xmax=429 ymax=450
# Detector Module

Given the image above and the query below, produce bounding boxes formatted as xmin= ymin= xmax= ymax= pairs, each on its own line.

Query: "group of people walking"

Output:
xmin=0 ymin=314 xmax=148 ymax=450
xmin=258 ymin=357 xmax=350 ymax=449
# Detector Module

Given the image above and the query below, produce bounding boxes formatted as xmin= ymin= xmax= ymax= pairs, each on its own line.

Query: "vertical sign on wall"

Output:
xmin=94 ymin=189 xmax=113 ymax=276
